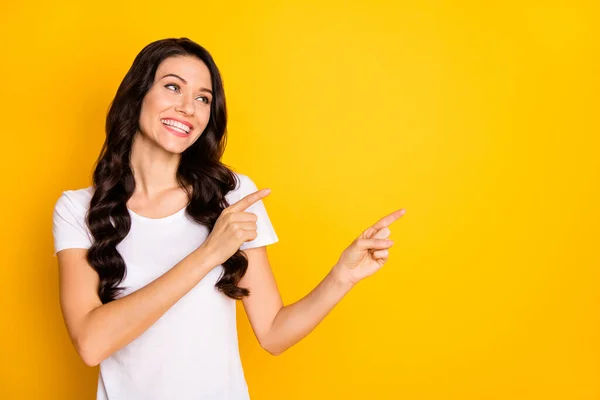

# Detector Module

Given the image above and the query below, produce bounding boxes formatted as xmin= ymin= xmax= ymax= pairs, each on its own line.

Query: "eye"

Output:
xmin=165 ymin=83 xmax=180 ymax=92
xmin=165 ymin=83 xmax=211 ymax=104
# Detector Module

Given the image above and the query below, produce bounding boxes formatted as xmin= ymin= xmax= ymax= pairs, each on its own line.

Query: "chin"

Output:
xmin=164 ymin=143 xmax=192 ymax=155
xmin=158 ymin=134 xmax=195 ymax=153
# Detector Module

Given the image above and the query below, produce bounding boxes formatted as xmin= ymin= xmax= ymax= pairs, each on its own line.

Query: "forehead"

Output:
xmin=155 ymin=56 xmax=212 ymax=88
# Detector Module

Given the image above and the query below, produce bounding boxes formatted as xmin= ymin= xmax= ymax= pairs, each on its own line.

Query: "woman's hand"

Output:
xmin=199 ymin=188 xmax=272 ymax=267
xmin=333 ymin=208 xmax=406 ymax=286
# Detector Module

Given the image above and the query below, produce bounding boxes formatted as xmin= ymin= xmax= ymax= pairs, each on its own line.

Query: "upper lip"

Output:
xmin=162 ymin=117 xmax=194 ymax=130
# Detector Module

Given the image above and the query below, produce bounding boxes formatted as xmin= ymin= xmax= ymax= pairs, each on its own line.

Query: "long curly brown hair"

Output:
xmin=86 ymin=37 xmax=249 ymax=304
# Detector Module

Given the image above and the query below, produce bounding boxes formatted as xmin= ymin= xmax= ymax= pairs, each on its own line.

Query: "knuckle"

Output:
xmin=243 ymin=212 xmax=257 ymax=222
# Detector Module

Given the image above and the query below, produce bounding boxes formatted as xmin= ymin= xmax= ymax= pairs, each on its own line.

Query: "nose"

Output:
xmin=175 ymin=93 xmax=195 ymax=116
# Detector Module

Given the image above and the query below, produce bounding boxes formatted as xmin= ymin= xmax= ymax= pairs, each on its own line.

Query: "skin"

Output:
xmin=56 ymin=55 xmax=406 ymax=367
xmin=128 ymin=55 xmax=213 ymax=214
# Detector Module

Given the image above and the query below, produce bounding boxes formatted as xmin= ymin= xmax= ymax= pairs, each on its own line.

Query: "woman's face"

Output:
xmin=137 ymin=55 xmax=213 ymax=154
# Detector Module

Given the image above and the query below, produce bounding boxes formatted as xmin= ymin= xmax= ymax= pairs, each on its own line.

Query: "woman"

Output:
xmin=52 ymin=37 xmax=405 ymax=399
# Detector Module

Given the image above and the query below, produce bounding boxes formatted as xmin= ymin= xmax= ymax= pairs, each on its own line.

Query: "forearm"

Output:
xmin=77 ymin=246 xmax=216 ymax=366
xmin=263 ymin=265 xmax=354 ymax=355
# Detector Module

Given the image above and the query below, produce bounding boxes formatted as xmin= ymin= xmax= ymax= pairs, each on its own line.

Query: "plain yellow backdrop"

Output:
xmin=1 ymin=1 xmax=598 ymax=399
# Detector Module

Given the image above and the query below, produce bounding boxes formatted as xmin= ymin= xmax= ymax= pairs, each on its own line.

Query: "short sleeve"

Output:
xmin=52 ymin=191 xmax=94 ymax=256
xmin=236 ymin=174 xmax=279 ymax=250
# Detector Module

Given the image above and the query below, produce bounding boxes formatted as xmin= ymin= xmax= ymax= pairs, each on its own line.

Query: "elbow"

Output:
xmin=74 ymin=336 xmax=101 ymax=367
xmin=260 ymin=340 xmax=285 ymax=356
xmin=78 ymin=348 xmax=100 ymax=367
xmin=266 ymin=347 xmax=283 ymax=356
xmin=81 ymin=355 xmax=100 ymax=368
xmin=264 ymin=346 xmax=283 ymax=356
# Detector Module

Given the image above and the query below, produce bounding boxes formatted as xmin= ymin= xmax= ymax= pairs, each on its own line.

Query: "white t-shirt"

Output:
xmin=52 ymin=172 xmax=279 ymax=400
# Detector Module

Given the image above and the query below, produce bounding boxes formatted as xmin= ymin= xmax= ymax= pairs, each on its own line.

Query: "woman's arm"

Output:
xmin=58 ymin=187 xmax=272 ymax=367
xmin=58 ymin=245 xmax=216 ymax=367
xmin=241 ymin=209 xmax=403 ymax=356
xmin=240 ymin=246 xmax=353 ymax=356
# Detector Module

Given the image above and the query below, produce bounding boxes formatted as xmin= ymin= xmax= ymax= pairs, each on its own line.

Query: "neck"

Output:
xmin=129 ymin=132 xmax=181 ymax=199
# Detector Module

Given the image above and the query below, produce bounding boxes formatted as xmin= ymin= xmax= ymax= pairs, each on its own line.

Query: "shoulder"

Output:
xmin=54 ymin=186 xmax=95 ymax=214
xmin=52 ymin=187 xmax=95 ymax=255
xmin=227 ymin=172 xmax=259 ymax=203
xmin=233 ymin=172 xmax=257 ymax=190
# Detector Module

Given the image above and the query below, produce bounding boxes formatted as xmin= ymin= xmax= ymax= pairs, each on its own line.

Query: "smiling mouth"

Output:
xmin=162 ymin=123 xmax=191 ymax=138
xmin=164 ymin=124 xmax=188 ymax=134
xmin=161 ymin=118 xmax=193 ymax=134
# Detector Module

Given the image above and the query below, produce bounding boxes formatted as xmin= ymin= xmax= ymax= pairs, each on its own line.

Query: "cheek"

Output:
xmin=143 ymin=90 xmax=174 ymax=113
xmin=149 ymin=93 xmax=174 ymax=112
xmin=196 ymin=107 xmax=212 ymax=126
xmin=140 ymin=94 xmax=174 ymax=127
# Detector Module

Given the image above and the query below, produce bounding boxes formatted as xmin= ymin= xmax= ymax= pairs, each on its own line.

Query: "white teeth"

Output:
xmin=161 ymin=119 xmax=191 ymax=133
xmin=168 ymin=125 xmax=187 ymax=134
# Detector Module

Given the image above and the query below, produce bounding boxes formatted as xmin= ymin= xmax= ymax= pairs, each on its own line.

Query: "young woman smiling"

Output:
xmin=52 ymin=37 xmax=406 ymax=399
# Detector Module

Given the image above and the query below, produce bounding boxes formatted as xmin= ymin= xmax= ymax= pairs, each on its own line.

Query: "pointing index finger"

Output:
xmin=230 ymin=188 xmax=271 ymax=212
xmin=371 ymin=208 xmax=406 ymax=231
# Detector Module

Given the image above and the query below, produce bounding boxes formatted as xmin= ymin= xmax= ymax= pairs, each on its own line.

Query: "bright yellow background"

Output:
xmin=1 ymin=1 xmax=598 ymax=399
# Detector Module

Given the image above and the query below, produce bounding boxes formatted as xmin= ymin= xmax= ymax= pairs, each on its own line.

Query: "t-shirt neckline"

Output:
xmin=127 ymin=204 xmax=188 ymax=222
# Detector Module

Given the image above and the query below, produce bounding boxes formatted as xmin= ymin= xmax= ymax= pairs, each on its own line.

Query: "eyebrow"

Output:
xmin=160 ymin=73 xmax=213 ymax=94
